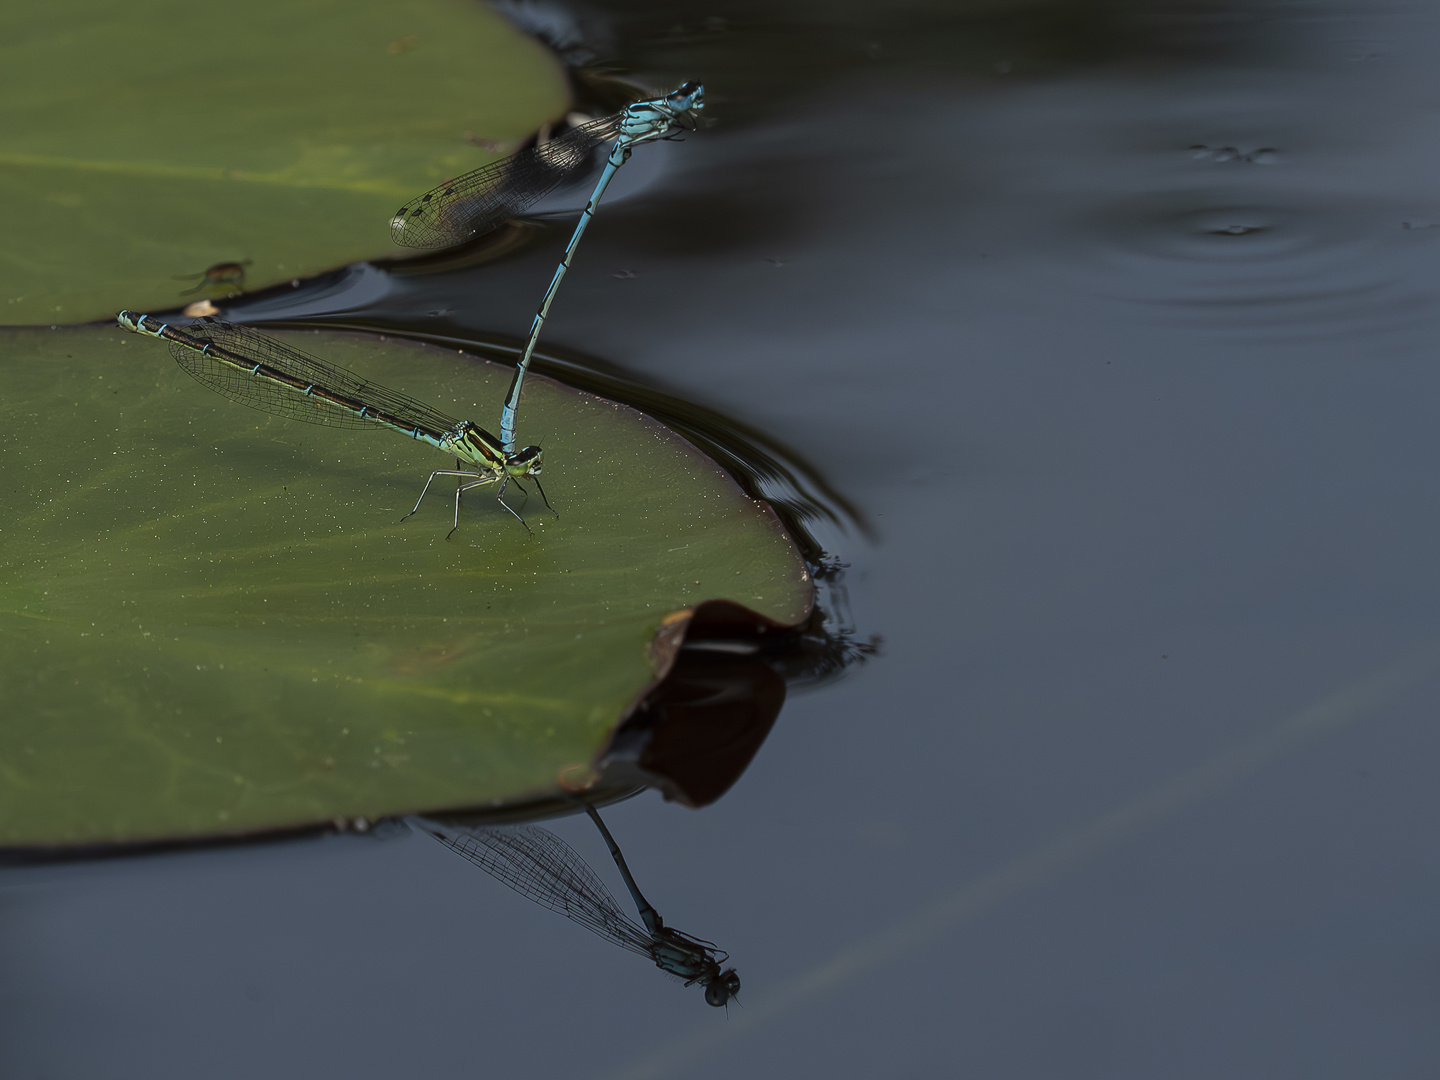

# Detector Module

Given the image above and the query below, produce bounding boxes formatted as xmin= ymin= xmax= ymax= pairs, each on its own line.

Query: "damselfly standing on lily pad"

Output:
xmin=116 ymin=312 xmax=551 ymax=535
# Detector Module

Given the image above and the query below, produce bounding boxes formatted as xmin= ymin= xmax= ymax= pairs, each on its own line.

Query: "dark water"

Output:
xmin=7 ymin=0 xmax=1440 ymax=1075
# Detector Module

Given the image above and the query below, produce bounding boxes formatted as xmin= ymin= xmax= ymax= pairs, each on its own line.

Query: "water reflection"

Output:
xmin=417 ymin=804 xmax=740 ymax=1007
xmin=445 ymin=561 xmax=874 ymax=818
xmin=600 ymin=567 xmax=877 ymax=809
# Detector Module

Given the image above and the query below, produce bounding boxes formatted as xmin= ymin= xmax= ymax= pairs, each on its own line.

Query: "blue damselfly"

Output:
xmin=392 ymin=82 xmax=704 ymax=452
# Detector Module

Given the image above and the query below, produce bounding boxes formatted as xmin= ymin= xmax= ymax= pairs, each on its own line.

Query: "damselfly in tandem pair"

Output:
xmin=392 ymin=82 xmax=704 ymax=454
xmin=115 ymin=312 xmax=551 ymax=535
xmin=419 ymin=803 xmax=740 ymax=1007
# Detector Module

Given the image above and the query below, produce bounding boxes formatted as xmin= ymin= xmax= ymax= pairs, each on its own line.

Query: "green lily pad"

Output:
xmin=0 ymin=324 xmax=811 ymax=847
xmin=0 ymin=0 xmax=569 ymax=326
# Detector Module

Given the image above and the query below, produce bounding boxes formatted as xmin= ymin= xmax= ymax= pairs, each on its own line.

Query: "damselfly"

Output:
xmin=419 ymin=804 xmax=740 ymax=1007
xmin=115 ymin=312 xmax=550 ymax=534
xmin=392 ymin=82 xmax=704 ymax=453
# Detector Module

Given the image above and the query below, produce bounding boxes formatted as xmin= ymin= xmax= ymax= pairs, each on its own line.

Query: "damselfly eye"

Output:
xmin=704 ymin=969 xmax=739 ymax=1006
xmin=669 ymin=82 xmax=704 ymax=111
xmin=510 ymin=445 xmax=543 ymax=474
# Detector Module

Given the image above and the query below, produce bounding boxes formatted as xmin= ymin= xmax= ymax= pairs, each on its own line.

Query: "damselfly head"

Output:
xmin=668 ymin=82 xmax=704 ymax=115
xmin=508 ymin=445 xmax=544 ymax=477
xmin=704 ymin=968 xmax=740 ymax=1007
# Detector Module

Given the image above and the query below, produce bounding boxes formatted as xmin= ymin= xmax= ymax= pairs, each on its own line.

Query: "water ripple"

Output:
xmin=1081 ymin=187 xmax=1435 ymax=339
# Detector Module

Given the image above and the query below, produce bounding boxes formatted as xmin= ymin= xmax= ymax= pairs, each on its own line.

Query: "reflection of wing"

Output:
xmin=169 ymin=319 xmax=463 ymax=434
xmin=422 ymin=818 xmax=659 ymax=961
xmin=391 ymin=115 xmax=620 ymax=249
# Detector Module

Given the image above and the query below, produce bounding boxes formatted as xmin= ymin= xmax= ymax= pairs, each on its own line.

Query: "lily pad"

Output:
xmin=0 ymin=325 xmax=811 ymax=847
xmin=0 ymin=0 xmax=569 ymax=326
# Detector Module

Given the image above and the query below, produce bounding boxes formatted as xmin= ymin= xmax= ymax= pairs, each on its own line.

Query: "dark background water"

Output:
xmin=6 ymin=0 xmax=1440 ymax=1075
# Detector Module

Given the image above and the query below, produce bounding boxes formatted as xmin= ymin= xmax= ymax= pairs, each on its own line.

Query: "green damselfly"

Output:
xmin=116 ymin=312 xmax=550 ymax=535
xmin=392 ymin=82 xmax=704 ymax=453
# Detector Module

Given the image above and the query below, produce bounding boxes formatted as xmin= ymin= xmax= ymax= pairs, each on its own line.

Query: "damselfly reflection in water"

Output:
xmin=115 ymin=312 xmax=552 ymax=534
xmin=392 ymin=82 xmax=704 ymax=454
xmin=418 ymin=804 xmax=740 ymax=1007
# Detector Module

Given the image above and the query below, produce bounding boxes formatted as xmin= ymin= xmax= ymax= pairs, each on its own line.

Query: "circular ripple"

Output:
xmin=1080 ymin=190 xmax=1425 ymax=336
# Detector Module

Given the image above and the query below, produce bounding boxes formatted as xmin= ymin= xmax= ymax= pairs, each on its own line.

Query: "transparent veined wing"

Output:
xmin=391 ymin=115 xmax=621 ymax=249
xmin=420 ymin=818 xmax=660 ymax=961
xmin=169 ymin=318 xmax=465 ymax=434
